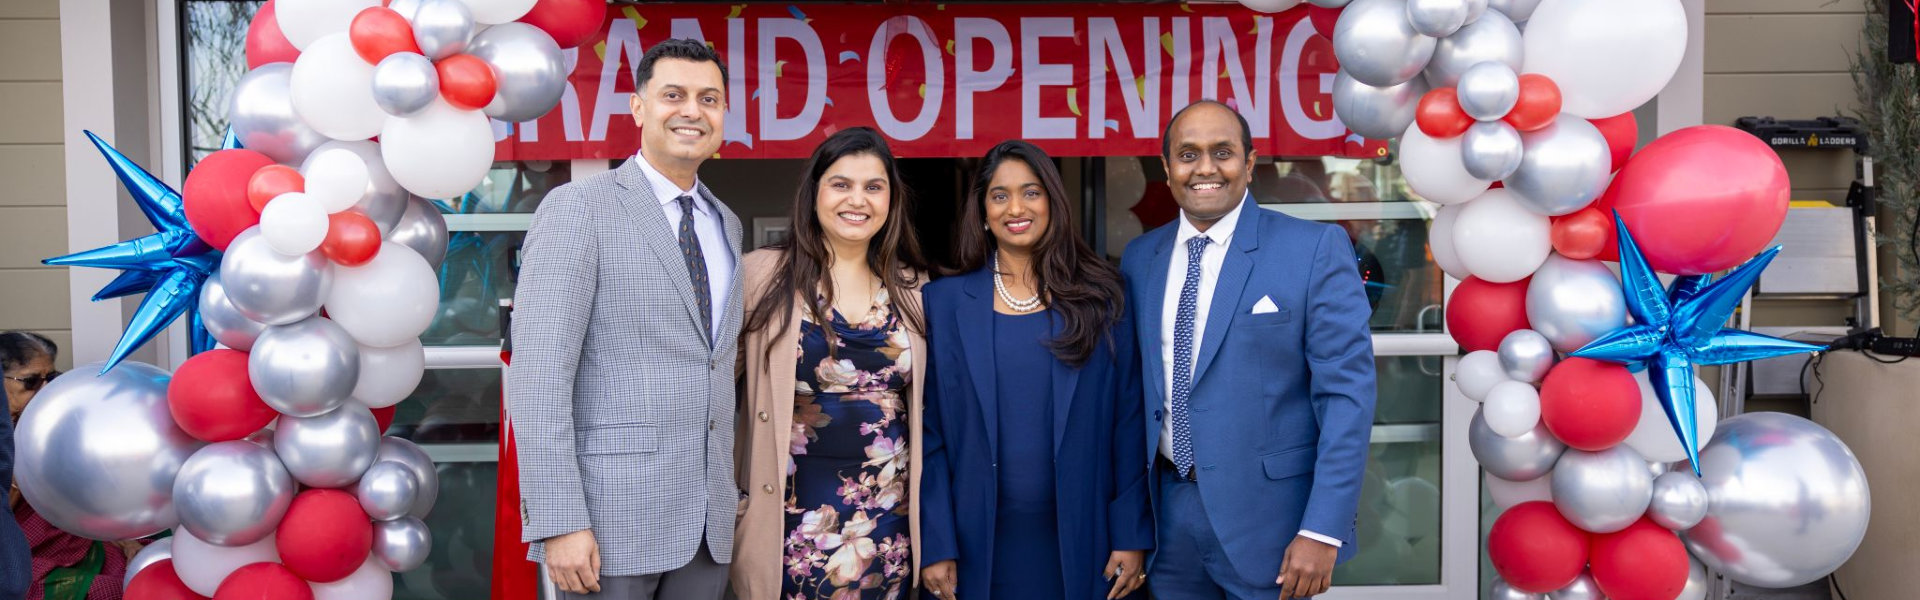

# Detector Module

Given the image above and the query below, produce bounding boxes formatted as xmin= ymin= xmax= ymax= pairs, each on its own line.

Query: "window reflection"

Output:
xmin=1334 ymin=356 xmax=1444 ymax=586
xmin=395 ymin=462 xmax=498 ymax=600
xmin=386 ymin=369 xmax=501 ymax=444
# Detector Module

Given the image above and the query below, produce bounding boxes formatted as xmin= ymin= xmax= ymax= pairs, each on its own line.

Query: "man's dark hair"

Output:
xmin=1161 ymin=99 xmax=1255 ymax=160
xmin=635 ymin=38 xmax=728 ymax=91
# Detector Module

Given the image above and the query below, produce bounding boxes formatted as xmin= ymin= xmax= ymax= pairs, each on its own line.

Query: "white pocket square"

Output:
xmin=1252 ymin=296 xmax=1279 ymax=315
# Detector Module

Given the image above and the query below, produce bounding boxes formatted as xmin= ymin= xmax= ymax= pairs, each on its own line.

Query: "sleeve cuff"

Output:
xmin=1299 ymin=529 xmax=1343 ymax=548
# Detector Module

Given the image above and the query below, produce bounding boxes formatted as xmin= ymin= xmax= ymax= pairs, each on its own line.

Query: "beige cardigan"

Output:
xmin=730 ymin=248 xmax=928 ymax=599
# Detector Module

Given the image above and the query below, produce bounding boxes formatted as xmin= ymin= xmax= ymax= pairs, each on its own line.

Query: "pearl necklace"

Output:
xmin=992 ymin=254 xmax=1044 ymax=313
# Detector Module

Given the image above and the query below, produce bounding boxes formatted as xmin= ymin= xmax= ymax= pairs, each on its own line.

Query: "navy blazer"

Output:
xmin=1120 ymin=196 xmax=1377 ymax=582
xmin=918 ymin=267 xmax=1154 ymax=599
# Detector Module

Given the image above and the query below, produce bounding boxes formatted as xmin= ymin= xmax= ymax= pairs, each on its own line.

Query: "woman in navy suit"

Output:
xmin=919 ymin=141 xmax=1152 ymax=599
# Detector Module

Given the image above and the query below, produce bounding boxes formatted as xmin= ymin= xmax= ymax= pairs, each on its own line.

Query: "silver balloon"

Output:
xmin=15 ymin=362 xmax=202 ymax=540
xmin=245 ymin=427 xmax=276 ymax=449
xmin=250 ymin=316 xmax=361 ymax=417
xmin=1648 ymin=471 xmax=1709 ymax=531
xmin=1424 ymin=9 xmax=1522 ymax=87
xmin=275 ymin=404 xmax=381 ymax=488
xmin=371 ymin=52 xmax=439 ymax=118
xmin=304 ymin=141 xmax=407 ymax=235
xmin=1677 ymin=557 xmax=1709 ymax=600
xmin=230 ymin=63 xmax=329 ymax=165
xmin=1462 ymin=0 xmax=1490 ymax=23
xmin=1332 ymin=70 xmax=1429 ymax=140
xmin=357 ymin=461 xmax=422 ymax=521
xmin=1492 ymin=577 xmax=1545 ymax=600
xmin=173 ymin=440 xmax=295 ymax=546
xmin=388 ymin=196 xmax=450 ymax=270
xmin=1470 ymin=408 xmax=1565 ymax=481
xmin=1406 ymin=0 xmax=1471 ymax=38
xmin=1503 ymin=115 xmax=1612 ymax=217
xmin=1548 ymin=572 xmax=1604 ymax=600
xmin=376 ymin=437 xmax=441 ymax=518
xmin=1526 ymin=254 xmax=1627 ymax=353
xmin=373 ymin=517 xmax=433 ymax=572
xmin=412 ymin=0 xmax=475 ymax=60
xmin=1333 ymin=0 xmax=1438 ymax=88
xmin=470 ymin=23 xmax=568 ymax=123
xmin=199 ymin=273 xmax=269 ymax=352
xmin=1682 ymin=412 xmax=1870 ymax=588
xmin=220 ymin=228 xmax=333 ymax=326
xmin=1487 ymin=0 xmax=1542 ymax=21
xmin=1457 ymin=61 xmax=1519 ymax=121
xmin=123 ymin=537 xmax=173 ymax=590
xmin=1551 ymin=445 xmax=1653 ymax=534
xmin=1497 ymin=329 xmax=1556 ymax=384
xmin=1308 ymin=0 xmax=1352 ymax=6
xmin=1461 ymin=120 xmax=1524 ymax=181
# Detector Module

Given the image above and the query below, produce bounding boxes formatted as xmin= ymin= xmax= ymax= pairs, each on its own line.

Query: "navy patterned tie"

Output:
xmin=1171 ymin=234 xmax=1210 ymax=478
xmin=677 ymin=195 xmax=713 ymax=342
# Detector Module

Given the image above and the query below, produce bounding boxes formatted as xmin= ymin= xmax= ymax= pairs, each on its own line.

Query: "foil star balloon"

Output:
xmin=44 ymin=131 xmax=224 ymax=372
xmin=1572 ymin=214 xmax=1826 ymax=474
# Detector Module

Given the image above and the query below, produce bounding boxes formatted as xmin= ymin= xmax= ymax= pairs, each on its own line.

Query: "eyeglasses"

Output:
xmin=4 ymin=371 xmax=60 ymax=392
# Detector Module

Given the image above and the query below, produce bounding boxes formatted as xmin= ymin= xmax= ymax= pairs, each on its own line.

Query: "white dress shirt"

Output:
xmin=1157 ymin=194 xmax=1342 ymax=548
xmin=635 ymin=154 xmax=734 ymax=338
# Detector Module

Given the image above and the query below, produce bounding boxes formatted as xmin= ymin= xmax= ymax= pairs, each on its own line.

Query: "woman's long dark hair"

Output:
xmin=953 ymin=140 xmax=1125 ymax=367
xmin=745 ymin=127 xmax=928 ymax=353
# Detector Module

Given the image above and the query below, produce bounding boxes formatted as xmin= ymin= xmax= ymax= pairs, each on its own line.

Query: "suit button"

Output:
xmin=757 ymin=411 xmax=769 ymax=422
xmin=710 ymin=420 xmax=716 ymax=430
xmin=761 ymin=484 xmax=774 ymax=494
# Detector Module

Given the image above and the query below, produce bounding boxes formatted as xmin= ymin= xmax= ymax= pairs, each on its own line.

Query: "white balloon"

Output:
xmin=311 ymin=557 xmax=393 ymax=600
xmin=1428 ymin=203 xmax=1469 ymax=280
xmin=1399 ymin=124 xmax=1492 ymax=205
xmin=1483 ymin=380 xmax=1541 ymax=438
xmin=1455 ymin=350 xmax=1509 ymax=401
xmin=1237 ymin=0 xmax=1305 ymax=11
xmin=274 ymin=0 xmax=380 ymax=50
xmin=260 ymin=192 xmax=330 ymax=256
xmin=303 ymin=148 xmax=371 ymax=214
xmin=1486 ymin=471 xmax=1553 ymax=509
xmin=458 ymin=0 xmax=537 ymax=25
xmin=326 ymin=244 xmax=441 ymax=348
xmin=354 ymin=340 xmax=426 ymax=408
xmin=1521 ymin=0 xmax=1688 ymax=118
xmin=1624 ymin=370 xmax=1719 ymax=464
xmin=289 ymin=33 xmax=385 ymax=141
xmin=171 ymin=528 xmax=281 ymax=597
xmin=1451 ymin=188 xmax=1550 ymax=283
xmin=380 ymin=99 xmax=497 ymax=199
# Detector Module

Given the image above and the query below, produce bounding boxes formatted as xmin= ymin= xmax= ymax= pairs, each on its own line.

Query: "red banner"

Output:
xmin=492 ymin=2 xmax=1384 ymax=160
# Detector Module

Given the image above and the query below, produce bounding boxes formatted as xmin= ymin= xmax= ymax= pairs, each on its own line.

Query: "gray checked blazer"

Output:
xmin=508 ymin=157 xmax=744 ymax=577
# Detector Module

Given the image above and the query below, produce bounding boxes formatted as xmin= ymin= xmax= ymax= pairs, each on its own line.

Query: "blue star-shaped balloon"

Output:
xmin=44 ymin=131 xmax=230 ymax=372
xmin=1572 ymin=214 xmax=1826 ymax=474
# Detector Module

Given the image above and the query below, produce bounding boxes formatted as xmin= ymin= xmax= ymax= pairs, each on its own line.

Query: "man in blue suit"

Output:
xmin=1121 ymin=101 xmax=1376 ymax=600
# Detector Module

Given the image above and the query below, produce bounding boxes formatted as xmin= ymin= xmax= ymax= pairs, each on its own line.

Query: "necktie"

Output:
xmin=1171 ymin=234 xmax=1210 ymax=478
xmin=677 ymin=195 xmax=713 ymax=342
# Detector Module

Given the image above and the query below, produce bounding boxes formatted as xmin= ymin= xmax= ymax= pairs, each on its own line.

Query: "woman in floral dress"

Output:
xmin=733 ymin=127 xmax=930 ymax=600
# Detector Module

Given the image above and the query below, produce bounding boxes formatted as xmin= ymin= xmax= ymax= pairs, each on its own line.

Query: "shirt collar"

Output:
xmin=633 ymin=152 xmax=705 ymax=215
xmin=1175 ymin=192 xmax=1249 ymax=249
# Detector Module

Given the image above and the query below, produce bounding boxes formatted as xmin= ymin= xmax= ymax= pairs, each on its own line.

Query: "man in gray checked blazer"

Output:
xmin=508 ymin=39 xmax=743 ymax=600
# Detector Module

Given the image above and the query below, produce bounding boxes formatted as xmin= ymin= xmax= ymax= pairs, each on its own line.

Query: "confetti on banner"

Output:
xmin=788 ymin=5 xmax=806 ymax=20
xmin=619 ymin=6 xmax=647 ymax=31
xmin=728 ymin=4 xmax=745 ymax=18
xmin=1068 ymin=88 xmax=1082 ymax=117
xmin=839 ymin=51 xmax=861 ymax=63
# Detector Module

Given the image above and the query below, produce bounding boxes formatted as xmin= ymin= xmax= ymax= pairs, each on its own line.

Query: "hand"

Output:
xmin=545 ymin=529 xmax=602 ymax=595
xmin=923 ymin=559 xmax=958 ymax=599
xmin=1104 ymin=550 xmax=1147 ymax=599
xmin=1276 ymin=535 xmax=1337 ymax=599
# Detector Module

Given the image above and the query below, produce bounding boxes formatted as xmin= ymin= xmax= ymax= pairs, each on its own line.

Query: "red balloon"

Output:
xmin=1504 ymin=74 xmax=1562 ymax=132
xmin=1551 ymin=207 xmax=1610 ymax=260
xmin=128 ymin=560 xmax=209 ymax=600
xmin=519 ymin=0 xmax=610 ymax=50
xmin=1307 ymin=4 xmax=1342 ymax=40
xmin=348 ymin=7 xmax=420 ymax=64
xmin=1488 ymin=502 xmax=1590 ymax=594
xmin=168 ymin=350 xmax=278 ymax=442
xmin=212 ymin=563 xmax=312 ymax=600
xmin=371 ymin=405 xmax=397 ymax=433
xmin=1608 ymin=125 xmax=1791 ymax=275
xmin=1590 ymin=517 xmax=1691 ymax=600
xmin=277 ymin=490 xmax=373 ymax=583
xmin=245 ymin=0 xmax=301 ymax=69
xmin=184 ymin=149 xmax=277 ymax=251
xmin=437 ymin=54 xmax=499 ymax=111
xmin=1591 ymin=112 xmax=1639 ymax=173
xmin=1538 ymin=358 xmax=1640 ymax=451
xmin=321 ymin=211 xmax=382 ymax=267
xmin=247 ymin=165 xmax=304 ymax=214
xmin=1446 ymin=277 xmax=1532 ymax=353
xmin=1415 ymin=88 xmax=1472 ymax=139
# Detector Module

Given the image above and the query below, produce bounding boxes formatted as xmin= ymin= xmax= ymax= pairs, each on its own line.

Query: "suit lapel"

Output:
xmin=958 ymin=270 xmax=999 ymax=455
xmin=1050 ymin=317 xmax=1080 ymax=458
xmin=703 ymin=183 xmax=743 ymax=360
xmin=1140 ymin=229 xmax=1174 ymax=407
xmin=615 ymin=159 xmax=708 ymax=345
xmin=1192 ymin=199 xmax=1263 ymax=384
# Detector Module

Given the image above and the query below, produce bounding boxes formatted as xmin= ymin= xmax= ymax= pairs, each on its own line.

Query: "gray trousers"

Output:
xmin=551 ymin=542 xmax=729 ymax=600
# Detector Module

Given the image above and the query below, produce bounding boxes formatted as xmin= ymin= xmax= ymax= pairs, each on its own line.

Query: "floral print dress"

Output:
xmin=784 ymin=290 xmax=913 ymax=600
